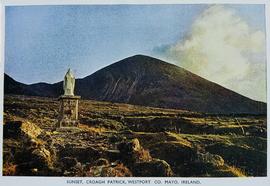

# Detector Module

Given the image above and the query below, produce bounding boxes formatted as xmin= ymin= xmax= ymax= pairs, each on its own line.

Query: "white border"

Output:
xmin=1 ymin=0 xmax=270 ymax=5
xmin=0 ymin=0 xmax=5 ymax=180
xmin=0 ymin=1 xmax=269 ymax=186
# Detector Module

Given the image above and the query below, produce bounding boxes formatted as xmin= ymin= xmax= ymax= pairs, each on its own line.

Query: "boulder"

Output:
xmin=149 ymin=141 xmax=197 ymax=176
xmin=31 ymin=147 xmax=52 ymax=169
xmin=14 ymin=145 xmax=54 ymax=176
xmin=117 ymin=138 xmax=174 ymax=176
xmin=4 ymin=121 xmax=42 ymax=139
xmin=150 ymin=141 xmax=196 ymax=166
xmin=118 ymin=138 xmax=152 ymax=164
xmin=196 ymin=152 xmax=224 ymax=167
xmin=133 ymin=158 xmax=174 ymax=177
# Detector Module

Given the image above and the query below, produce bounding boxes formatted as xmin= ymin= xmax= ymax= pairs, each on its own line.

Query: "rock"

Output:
xmin=86 ymin=163 xmax=132 ymax=177
xmin=62 ymin=162 xmax=84 ymax=177
xmin=149 ymin=141 xmax=197 ymax=176
xmin=212 ymin=155 xmax=224 ymax=166
xmin=111 ymin=160 xmax=121 ymax=167
xmin=71 ymin=162 xmax=84 ymax=176
xmin=117 ymin=138 xmax=174 ymax=176
xmin=150 ymin=141 xmax=197 ymax=166
xmin=60 ymin=146 xmax=100 ymax=163
xmin=25 ymin=138 xmax=47 ymax=149
xmin=205 ymin=143 xmax=267 ymax=176
xmin=118 ymin=138 xmax=152 ymax=164
xmin=196 ymin=152 xmax=224 ymax=167
xmin=105 ymin=150 xmax=121 ymax=162
xmin=4 ymin=121 xmax=42 ymax=139
xmin=31 ymin=168 xmax=38 ymax=173
xmin=63 ymin=170 xmax=72 ymax=176
xmin=93 ymin=158 xmax=109 ymax=166
xmin=31 ymin=147 xmax=52 ymax=169
xmin=133 ymin=158 xmax=174 ymax=177
xmin=12 ymin=143 xmax=55 ymax=176
xmin=37 ymin=132 xmax=53 ymax=144
xmin=61 ymin=157 xmax=78 ymax=170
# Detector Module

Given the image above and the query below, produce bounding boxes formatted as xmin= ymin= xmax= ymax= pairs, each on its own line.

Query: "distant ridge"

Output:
xmin=4 ymin=55 xmax=266 ymax=114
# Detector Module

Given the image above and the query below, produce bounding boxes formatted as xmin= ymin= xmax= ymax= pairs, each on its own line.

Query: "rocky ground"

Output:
xmin=3 ymin=95 xmax=267 ymax=177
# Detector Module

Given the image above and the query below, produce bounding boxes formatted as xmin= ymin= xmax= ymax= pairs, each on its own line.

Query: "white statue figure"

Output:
xmin=64 ymin=68 xmax=75 ymax=96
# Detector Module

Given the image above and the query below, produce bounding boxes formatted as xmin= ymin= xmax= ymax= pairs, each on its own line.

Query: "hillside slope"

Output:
xmin=4 ymin=55 xmax=266 ymax=114
xmin=3 ymin=95 xmax=267 ymax=176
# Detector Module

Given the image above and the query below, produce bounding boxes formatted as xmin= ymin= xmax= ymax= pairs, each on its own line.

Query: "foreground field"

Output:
xmin=3 ymin=95 xmax=267 ymax=177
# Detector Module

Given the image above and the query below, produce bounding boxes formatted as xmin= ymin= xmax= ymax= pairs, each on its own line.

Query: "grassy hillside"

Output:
xmin=3 ymin=95 xmax=267 ymax=177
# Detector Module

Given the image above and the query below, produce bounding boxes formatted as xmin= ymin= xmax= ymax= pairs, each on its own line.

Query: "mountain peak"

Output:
xmin=4 ymin=55 xmax=266 ymax=114
xmin=100 ymin=54 xmax=183 ymax=79
xmin=126 ymin=54 xmax=158 ymax=60
xmin=112 ymin=54 xmax=174 ymax=67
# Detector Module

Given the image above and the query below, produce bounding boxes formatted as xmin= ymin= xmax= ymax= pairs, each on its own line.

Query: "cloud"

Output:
xmin=166 ymin=5 xmax=266 ymax=102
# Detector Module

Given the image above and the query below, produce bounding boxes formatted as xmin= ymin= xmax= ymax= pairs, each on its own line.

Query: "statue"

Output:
xmin=64 ymin=68 xmax=75 ymax=96
xmin=58 ymin=68 xmax=81 ymax=128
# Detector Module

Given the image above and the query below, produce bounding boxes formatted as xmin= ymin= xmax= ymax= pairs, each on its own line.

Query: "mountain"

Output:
xmin=4 ymin=74 xmax=62 ymax=97
xmin=4 ymin=55 xmax=266 ymax=114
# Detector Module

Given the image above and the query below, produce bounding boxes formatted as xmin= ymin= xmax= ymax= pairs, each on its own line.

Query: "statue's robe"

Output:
xmin=63 ymin=70 xmax=75 ymax=96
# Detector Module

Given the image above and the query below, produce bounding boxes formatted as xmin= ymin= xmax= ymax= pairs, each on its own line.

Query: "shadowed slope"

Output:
xmin=4 ymin=55 xmax=266 ymax=114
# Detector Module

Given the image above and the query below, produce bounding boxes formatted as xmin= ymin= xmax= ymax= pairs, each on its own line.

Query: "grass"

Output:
xmin=166 ymin=132 xmax=193 ymax=148
xmin=226 ymin=165 xmax=246 ymax=177
xmin=3 ymin=162 xmax=17 ymax=176
xmin=3 ymin=95 xmax=267 ymax=177
xmin=78 ymin=124 xmax=112 ymax=134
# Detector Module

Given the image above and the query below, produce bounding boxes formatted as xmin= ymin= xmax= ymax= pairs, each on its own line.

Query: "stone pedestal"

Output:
xmin=57 ymin=95 xmax=81 ymax=128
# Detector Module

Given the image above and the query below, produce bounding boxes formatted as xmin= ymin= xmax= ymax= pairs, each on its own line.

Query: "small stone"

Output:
xmin=93 ymin=158 xmax=109 ymax=166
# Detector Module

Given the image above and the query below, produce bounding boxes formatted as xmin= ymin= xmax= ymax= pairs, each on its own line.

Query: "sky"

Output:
xmin=5 ymin=4 xmax=266 ymax=102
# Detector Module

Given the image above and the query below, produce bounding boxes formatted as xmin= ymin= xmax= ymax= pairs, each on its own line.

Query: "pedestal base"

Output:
xmin=57 ymin=95 xmax=81 ymax=128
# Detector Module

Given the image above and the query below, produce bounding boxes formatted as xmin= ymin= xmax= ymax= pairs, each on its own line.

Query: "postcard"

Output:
xmin=0 ymin=0 xmax=269 ymax=186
